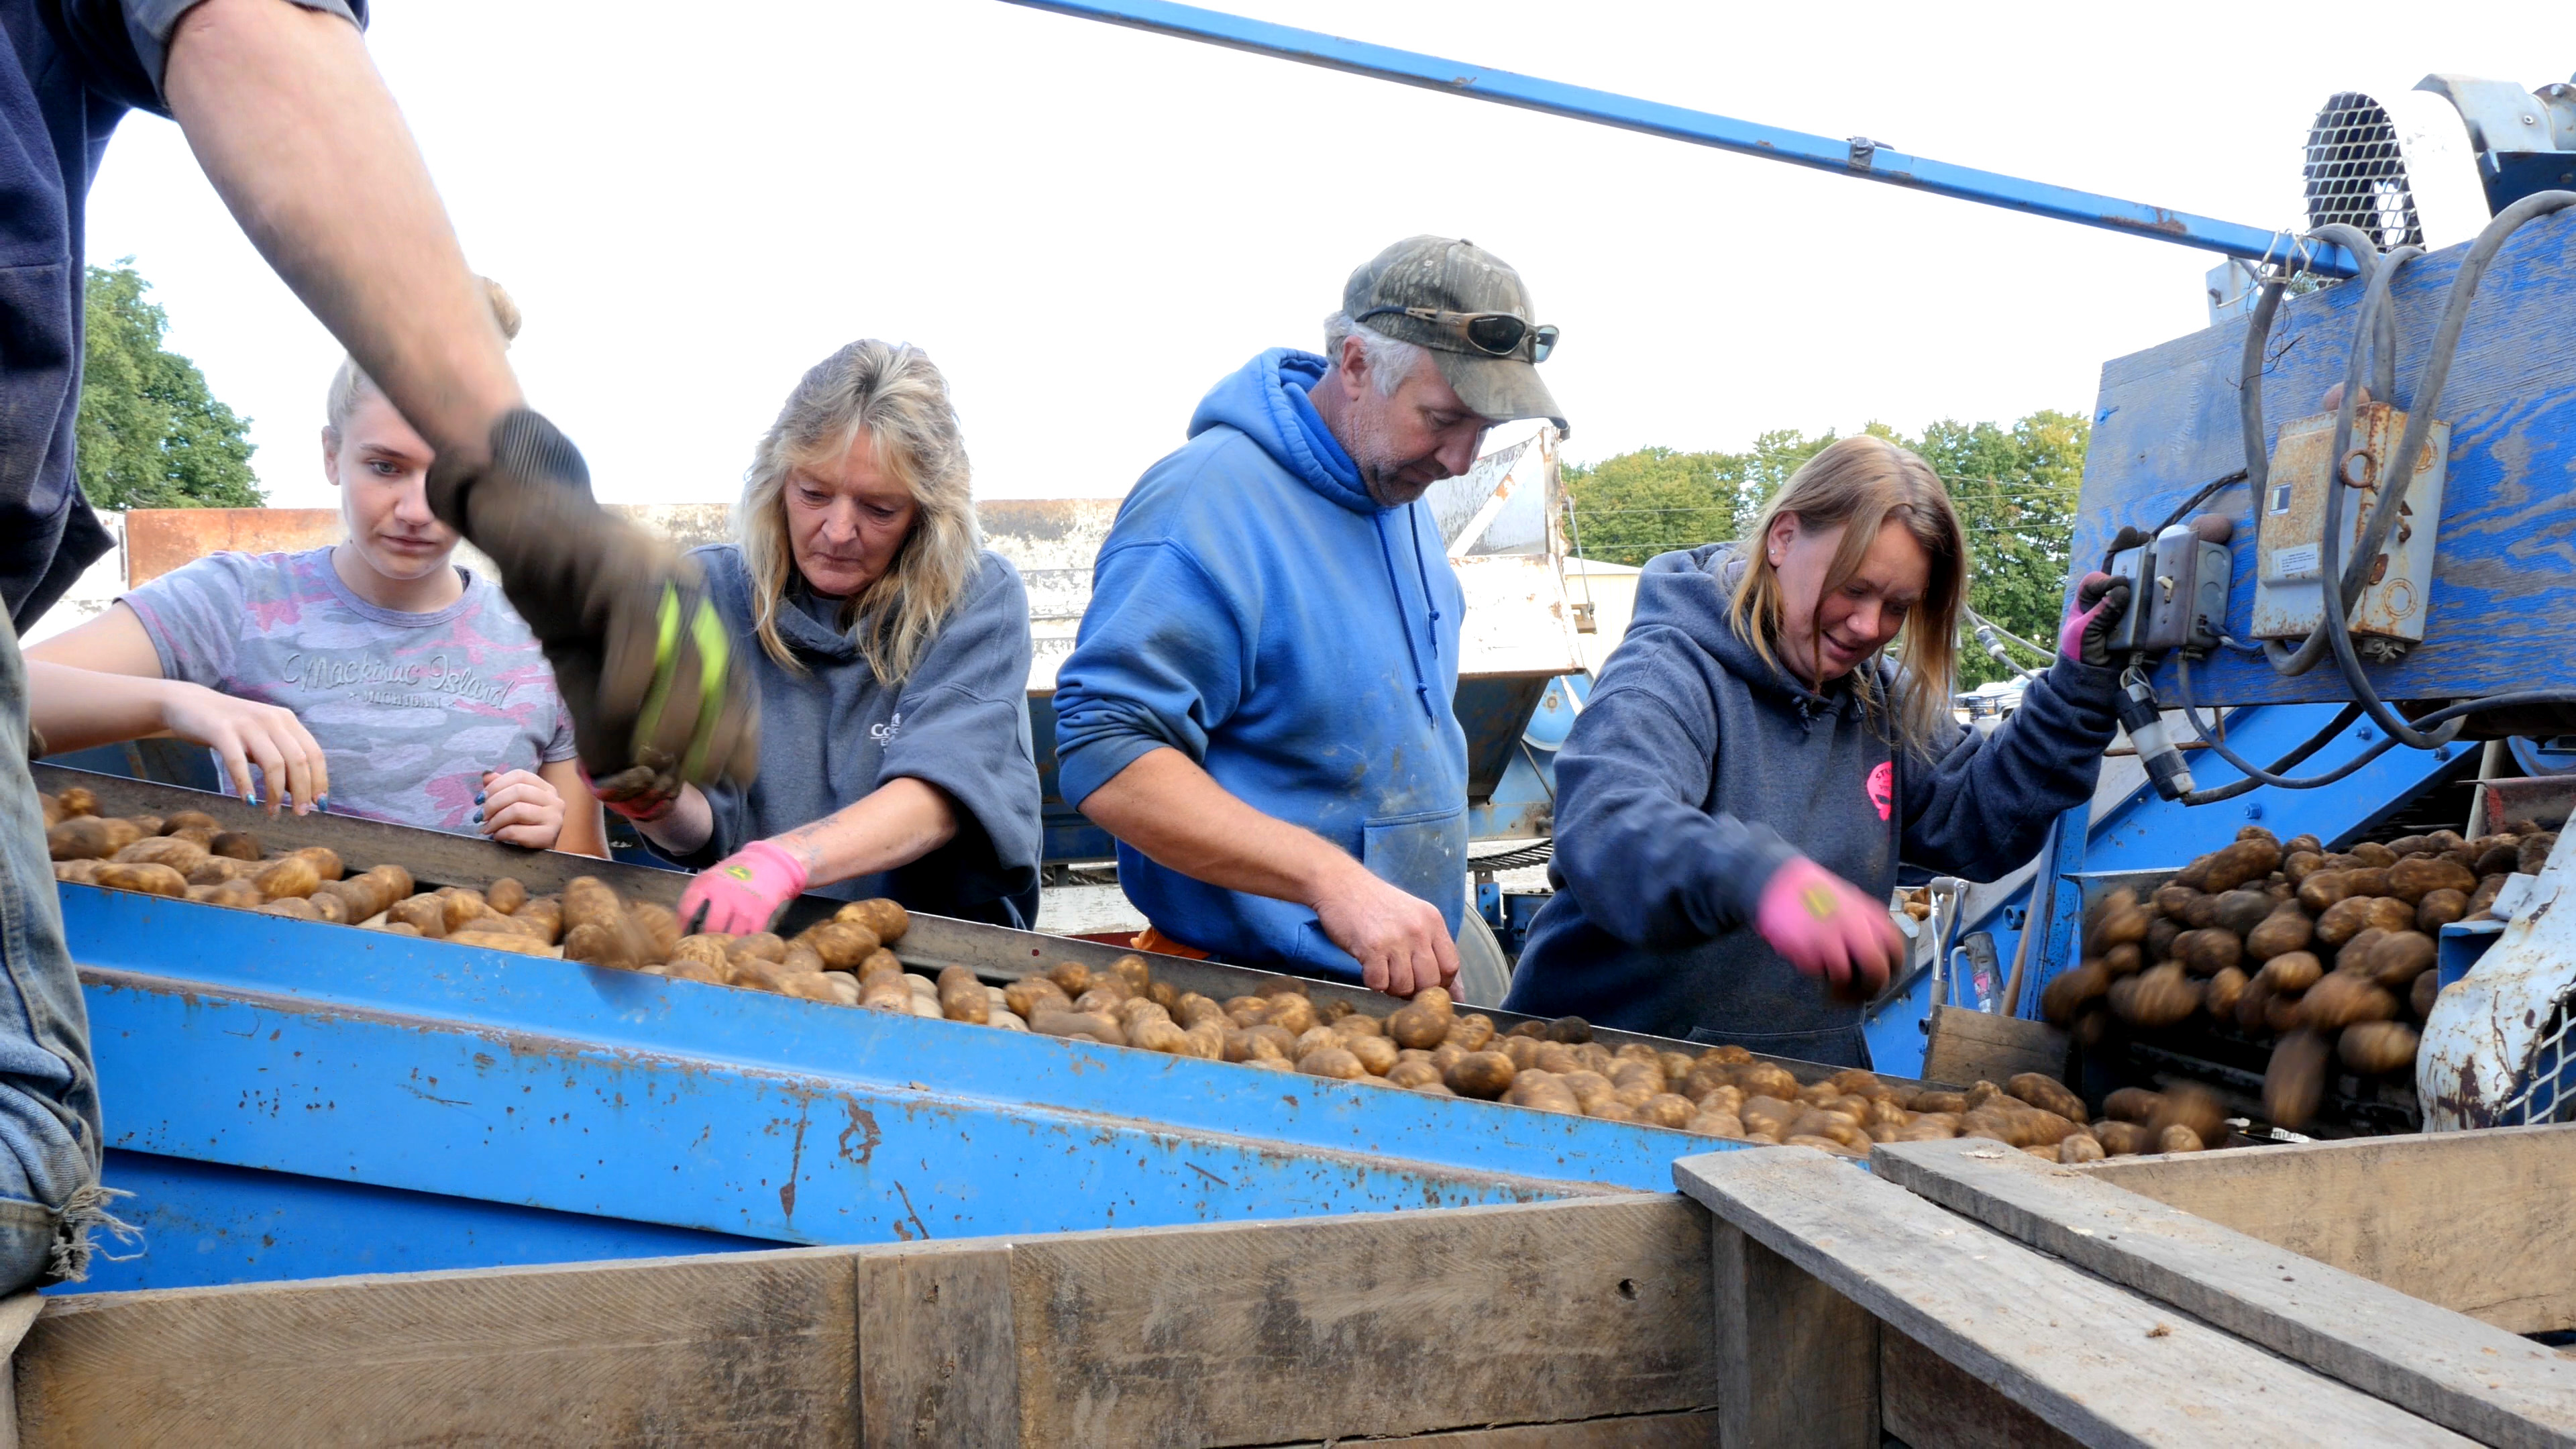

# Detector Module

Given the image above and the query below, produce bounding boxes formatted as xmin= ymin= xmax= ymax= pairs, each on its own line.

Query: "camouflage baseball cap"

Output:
xmin=1343 ymin=236 xmax=1567 ymax=435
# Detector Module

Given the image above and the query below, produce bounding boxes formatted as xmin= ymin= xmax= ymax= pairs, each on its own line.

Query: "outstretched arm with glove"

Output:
xmin=162 ymin=0 xmax=756 ymax=800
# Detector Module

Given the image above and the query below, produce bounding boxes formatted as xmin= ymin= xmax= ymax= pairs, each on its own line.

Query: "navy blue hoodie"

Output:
xmin=1503 ymin=543 xmax=2117 ymax=1066
xmin=1053 ymin=350 xmax=1467 ymax=979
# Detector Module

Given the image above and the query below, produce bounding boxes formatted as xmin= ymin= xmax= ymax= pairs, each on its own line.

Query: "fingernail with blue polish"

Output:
xmin=474 ymin=792 xmax=486 ymax=804
xmin=470 ymin=810 xmax=484 ymax=824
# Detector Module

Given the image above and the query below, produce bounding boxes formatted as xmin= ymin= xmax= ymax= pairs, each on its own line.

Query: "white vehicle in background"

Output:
xmin=1954 ymin=678 xmax=2027 ymax=735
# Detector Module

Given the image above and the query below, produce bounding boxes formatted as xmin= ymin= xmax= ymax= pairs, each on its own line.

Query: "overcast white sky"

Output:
xmin=84 ymin=1 xmax=2564 ymax=510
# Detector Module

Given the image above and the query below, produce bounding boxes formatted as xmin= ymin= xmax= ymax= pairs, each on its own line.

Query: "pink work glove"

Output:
xmin=1754 ymin=857 xmax=1905 ymax=1000
xmin=2058 ymin=570 xmax=2132 ymax=668
xmin=678 ymin=840 xmax=809 ymax=935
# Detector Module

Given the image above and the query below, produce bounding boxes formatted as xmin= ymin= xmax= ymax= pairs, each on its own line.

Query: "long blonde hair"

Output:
xmin=1727 ymin=435 xmax=1965 ymax=755
xmin=739 ymin=339 xmax=981 ymax=684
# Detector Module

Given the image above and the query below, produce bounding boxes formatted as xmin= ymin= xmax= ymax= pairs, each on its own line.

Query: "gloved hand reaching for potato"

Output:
xmin=426 ymin=410 xmax=761 ymax=806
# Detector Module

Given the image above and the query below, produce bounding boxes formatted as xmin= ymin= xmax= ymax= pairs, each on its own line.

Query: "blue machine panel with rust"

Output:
xmin=63 ymin=886 xmax=1741 ymax=1292
xmin=2072 ymin=209 xmax=2576 ymax=705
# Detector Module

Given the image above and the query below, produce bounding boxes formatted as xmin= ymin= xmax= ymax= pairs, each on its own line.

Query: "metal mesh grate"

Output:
xmin=2500 ymin=985 xmax=2576 ymax=1126
xmin=2304 ymin=92 xmax=2423 ymax=250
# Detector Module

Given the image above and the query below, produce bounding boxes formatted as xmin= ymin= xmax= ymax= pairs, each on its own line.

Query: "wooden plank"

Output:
xmin=1672 ymin=1146 xmax=2475 ymax=1448
xmin=1266 ymin=1411 xmax=1718 ymax=1446
xmin=1005 ymin=1195 xmax=1717 ymax=1448
xmin=1880 ymin=1326 xmax=2080 ymax=1449
xmin=856 ymin=1240 xmax=1019 ymax=1448
xmin=1878 ymin=1135 xmax=2576 ymax=1448
xmin=1919 ymin=1006 xmax=2068 ymax=1087
xmin=1708 ymin=1218 xmax=1874 ymax=1448
xmin=0 ymin=1292 xmax=38 ymax=1449
xmin=14 ymin=1246 xmax=861 ymax=1448
xmin=2083 ymin=1123 xmax=2576 ymax=1334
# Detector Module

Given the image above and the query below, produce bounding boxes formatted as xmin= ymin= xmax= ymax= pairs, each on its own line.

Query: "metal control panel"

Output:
xmin=2251 ymin=402 xmax=2449 ymax=658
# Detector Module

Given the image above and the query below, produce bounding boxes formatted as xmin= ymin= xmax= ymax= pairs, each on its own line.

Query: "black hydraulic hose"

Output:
xmin=2250 ymin=223 xmax=2383 ymax=677
xmin=2171 ymin=655 xmax=2379 ymax=802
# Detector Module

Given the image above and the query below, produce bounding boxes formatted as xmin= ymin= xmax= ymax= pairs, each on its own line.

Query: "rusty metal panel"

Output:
xmin=121 ymin=508 xmax=340 ymax=587
xmin=2249 ymin=402 xmax=2450 ymax=650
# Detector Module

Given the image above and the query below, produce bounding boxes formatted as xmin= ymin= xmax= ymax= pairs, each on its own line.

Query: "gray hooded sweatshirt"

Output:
xmin=1503 ymin=543 xmax=2118 ymax=1066
xmin=659 ymin=545 xmax=1044 ymax=928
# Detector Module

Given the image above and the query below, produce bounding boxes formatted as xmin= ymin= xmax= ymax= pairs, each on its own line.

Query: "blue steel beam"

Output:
xmin=998 ymin=0 xmax=2361 ymax=277
xmin=63 ymin=885 xmax=1749 ymax=1290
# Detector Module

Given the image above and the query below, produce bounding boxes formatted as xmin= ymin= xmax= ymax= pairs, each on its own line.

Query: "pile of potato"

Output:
xmin=50 ymin=787 xmax=2177 ymax=1157
xmin=2039 ymin=820 xmax=2554 ymax=1130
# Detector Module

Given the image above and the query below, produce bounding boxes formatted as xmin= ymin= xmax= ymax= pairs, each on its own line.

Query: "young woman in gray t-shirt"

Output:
xmin=28 ymin=282 xmax=604 ymax=854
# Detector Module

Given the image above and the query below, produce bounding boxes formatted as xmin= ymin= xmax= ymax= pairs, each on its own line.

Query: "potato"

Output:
xmin=1688 ymin=1110 xmax=1748 ymax=1138
xmin=2040 ymin=962 xmax=2110 ymax=1026
xmin=2361 ymin=930 xmax=2436 ymax=989
xmin=562 ymin=877 xmax=628 ymax=932
xmin=1342 ymin=1034 xmax=1396 ymax=1076
xmin=2151 ymin=885 xmax=2201 ymax=920
xmin=2339 ymin=1020 xmax=2419 ymax=1075
xmin=515 ymin=896 xmax=564 ymax=944
xmin=627 ymin=901 xmax=680 ymax=960
xmin=767 ymin=973 xmax=839 ymax=1002
xmin=2348 ymin=841 xmax=2398 ymax=868
xmin=2109 ymin=963 xmax=2200 ymax=1027
xmin=1006 ymin=977 xmax=1071 ymax=1021
xmin=2385 ymin=855 xmax=2473 ymax=904
xmin=859 ymin=974 xmax=912 ymax=1010
xmin=796 ymin=920 xmax=881 ymax=971
xmin=2090 ymin=944 xmax=2137 ymax=980
xmin=2083 ymin=888 xmax=2149 ymax=953
xmin=2519 ymin=833 xmax=2559 ymax=875
xmin=2200 ymin=966 xmax=2247 ymax=1020
xmin=250 ymin=856 xmax=320 ymax=899
xmin=1336 ymin=1012 xmax=1385 ymax=1039
xmin=1434 ymin=1049 xmax=1512 ymax=1099
xmin=1262 ymin=993 xmax=1317 ymax=1036
xmin=725 ymin=932 xmax=788 ymax=965
xmin=1125 ymin=1018 xmax=1191 ymax=1055
xmin=207 ymin=878 xmax=264 ymax=909
xmin=835 ymin=898 xmax=910 ymax=945
xmin=2311 ymin=895 xmax=2377 ymax=947
xmin=2092 ymin=1120 xmax=2153 ymax=1155
xmin=1297 ymin=1045 xmax=1366 ymax=1080
xmin=1075 ymin=986 xmax=1130 ymax=1017
xmin=51 ymin=860 xmax=101 ymax=885
xmin=114 ymin=835 xmax=209 ymax=875
xmin=934 ymin=965 xmax=990 ymax=1024
xmin=1032 ymin=1009 xmax=1122 ymax=1044
xmin=563 ymin=922 xmax=643 ymax=967
xmin=1048 ymin=961 xmax=1094 ymax=998
xmin=2296 ymin=871 xmax=2351 ymax=915
xmin=2281 ymin=850 xmax=2326 ymax=885
xmin=2171 ymin=853 xmax=2216 ymax=890
xmin=1224 ymin=1025 xmax=1297 ymax=1063
xmin=2363 ymin=896 xmax=2418 ymax=935
xmin=1173 ymin=991 xmax=1226 ymax=1028
xmin=665 ymin=958 xmax=730 ymax=985
xmin=2257 ymin=949 xmax=2324 ymax=994
xmin=1386 ymin=1000 xmax=1452 ymax=1050
xmin=2301 ymin=971 xmax=2397 ymax=1029
xmin=1544 ymin=1015 xmax=1593 ymax=1044
xmin=2172 ymin=928 xmax=2241 ymax=977
xmin=1444 ymin=1013 xmax=1496 ymax=1053
xmin=447 ymin=928 xmax=554 ymax=957
xmin=95 ymin=861 xmax=188 ymax=897
xmin=2414 ymin=888 xmax=2468 ymax=934
xmin=384 ymin=894 xmax=445 ymax=937
xmin=2207 ymin=890 xmax=2271 ymax=938
xmin=2264 ymin=1030 xmax=2331 ymax=1128
xmin=2147 ymin=1083 xmax=2228 ymax=1147
xmin=1179 ymin=1020 xmax=1225 ymax=1059
xmin=1385 ymin=1058 xmax=1444 ymax=1089
xmin=2202 ymin=838 xmax=2282 ymax=894
xmin=439 ymin=890 xmax=490 ymax=933
xmin=2058 ymin=1132 xmax=2108 ymax=1164
xmin=2338 ymin=926 xmax=2387 ymax=974
xmin=2100 ymin=1087 xmax=2161 ymax=1123
xmin=2243 ymin=904 xmax=2314 ymax=962
xmin=2412 ymin=969 xmax=2440 ymax=1020
xmin=2156 ymin=1126 xmax=2206 ymax=1153
xmin=2181 ymin=894 xmax=2223 ymax=929
xmin=2006 ymin=1073 xmax=2086 ymax=1122
xmin=2341 ymin=866 xmax=2392 ymax=900
xmin=257 ymin=896 xmax=320 ymax=920
xmin=2143 ymin=917 xmax=2183 ymax=961
xmin=1506 ymin=1073 xmax=1578 ymax=1114
xmin=205 ymin=829 xmax=262 ymax=861
xmin=308 ymin=892 xmax=351 ymax=924
xmin=47 ymin=816 xmax=129 ymax=860
xmin=327 ymin=870 xmax=404 ymax=922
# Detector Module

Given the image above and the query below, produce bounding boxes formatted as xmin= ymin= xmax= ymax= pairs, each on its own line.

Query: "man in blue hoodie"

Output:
xmin=1053 ymin=237 xmax=1567 ymax=998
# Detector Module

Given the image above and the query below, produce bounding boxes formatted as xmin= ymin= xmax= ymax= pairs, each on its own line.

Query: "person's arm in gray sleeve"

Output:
xmin=1899 ymin=655 xmax=2119 ymax=879
xmin=1548 ymin=682 xmax=1802 ymax=949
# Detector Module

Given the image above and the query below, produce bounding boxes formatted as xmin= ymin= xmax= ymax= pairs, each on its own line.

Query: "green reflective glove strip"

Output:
xmin=676 ymin=598 xmax=731 ymax=782
xmin=628 ymin=586 xmax=687 ymax=767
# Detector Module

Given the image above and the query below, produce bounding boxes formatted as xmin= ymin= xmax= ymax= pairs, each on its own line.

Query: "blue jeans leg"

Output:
xmin=0 ymin=611 xmax=111 ymax=1289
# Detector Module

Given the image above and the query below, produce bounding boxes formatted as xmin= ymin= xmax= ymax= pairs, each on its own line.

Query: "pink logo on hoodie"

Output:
xmin=1866 ymin=760 xmax=1893 ymax=822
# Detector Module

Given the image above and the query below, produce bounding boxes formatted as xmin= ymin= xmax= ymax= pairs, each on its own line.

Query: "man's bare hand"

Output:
xmin=1313 ymin=860 xmax=1458 ymax=998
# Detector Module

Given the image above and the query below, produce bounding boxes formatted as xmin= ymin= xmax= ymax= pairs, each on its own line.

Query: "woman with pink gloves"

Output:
xmin=602 ymin=341 xmax=1042 ymax=934
xmin=1501 ymin=436 xmax=2127 ymax=1067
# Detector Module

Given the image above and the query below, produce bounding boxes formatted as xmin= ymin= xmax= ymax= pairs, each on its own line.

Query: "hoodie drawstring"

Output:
xmin=1376 ymin=511 xmax=1439 ymax=720
xmin=1408 ymin=509 xmax=1443 ymax=661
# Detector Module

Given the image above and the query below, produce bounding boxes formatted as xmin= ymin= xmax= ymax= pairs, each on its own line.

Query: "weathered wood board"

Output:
xmin=1877 ymin=1134 xmax=2576 ymax=1448
xmin=15 ymin=1247 xmax=864 ymax=1447
xmin=2082 ymin=1122 xmax=2576 ymax=1334
xmin=2074 ymin=206 xmax=2576 ymax=704
xmin=1920 ymin=1005 xmax=2068 ymax=1087
xmin=1674 ymin=1146 xmax=2473 ymax=1446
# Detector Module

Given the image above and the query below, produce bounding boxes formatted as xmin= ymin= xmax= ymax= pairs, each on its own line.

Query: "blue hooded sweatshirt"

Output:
xmin=1052 ymin=350 xmax=1468 ymax=980
xmin=1503 ymin=543 xmax=2118 ymax=1067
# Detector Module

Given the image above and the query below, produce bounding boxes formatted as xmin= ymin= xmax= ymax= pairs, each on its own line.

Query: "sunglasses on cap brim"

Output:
xmin=1356 ymin=305 xmax=1558 ymax=363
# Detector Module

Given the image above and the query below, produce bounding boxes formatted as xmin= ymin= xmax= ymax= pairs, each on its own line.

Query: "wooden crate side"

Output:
xmin=2082 ymin=1123 xmax=2576 ymax=1332
xmin=1919 ymin=1006 xmax=2067 ymax=1088
xmin=855 ymin=1241 xmax=1018 ymax=1448
xmin=1878 ymin=1136 xmax=2576 ymax=1448
xmin=1673 ymin=1147 xmax=2477 ymax=1448
xmin=1004 ymin=1195 xmax=1717 ymax=1448
xmin=1878 ymin=1326 xmax=2079 ymax=1449
xmin=1708 ymin=1218 xmax=1874 ymax=1448
xmin=1263 ymin=1410 xmax=1719 ymax=1446
xmin=15 ymin=1248 xmax=861 ymax=1448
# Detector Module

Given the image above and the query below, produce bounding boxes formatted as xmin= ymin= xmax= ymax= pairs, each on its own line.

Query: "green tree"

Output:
xmin=75 ymin=260 xmax=262 ymax=511
xmin=1562 ymin=410 xmax=2086 ymax=690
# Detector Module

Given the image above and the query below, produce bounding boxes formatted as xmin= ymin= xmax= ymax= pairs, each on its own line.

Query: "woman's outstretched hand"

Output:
xmin=156 ymin=680 xmax=329 ymax=814
xmin=1754 ymin=856 xmax=1904 ymax=999
xmin=478 ymin=768 xmax=568 ymax=848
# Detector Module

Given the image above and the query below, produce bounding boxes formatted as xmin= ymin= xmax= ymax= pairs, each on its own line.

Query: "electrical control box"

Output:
xmin=2138 ymin=525 xmax=2234 ymax=654
xmin=2105 ymin=539 xmax=2149 ymax=654
xmin=2251 ymin=402 xmax=2449 ymax=658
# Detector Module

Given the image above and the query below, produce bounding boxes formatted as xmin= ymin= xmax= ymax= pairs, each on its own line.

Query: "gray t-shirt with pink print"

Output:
xmin=120 ymin=547 xmax=576 ymax=831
